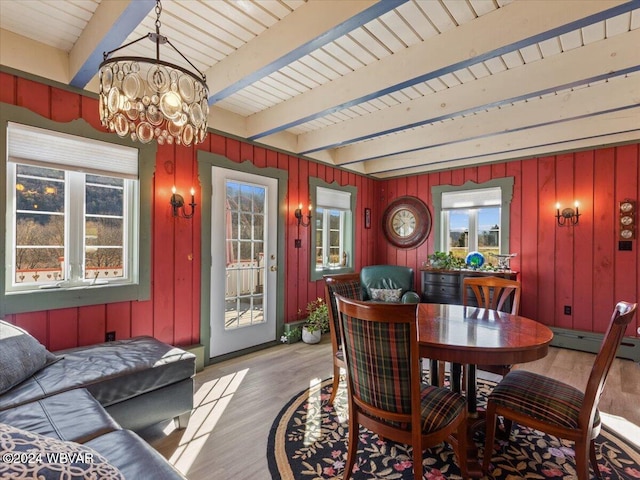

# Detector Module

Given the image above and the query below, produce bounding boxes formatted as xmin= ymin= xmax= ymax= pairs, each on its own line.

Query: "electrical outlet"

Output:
xmin=564 ymin=305 xmax=572 ymax=315
xmin=105 ymin=331 xmax=116 ymax=342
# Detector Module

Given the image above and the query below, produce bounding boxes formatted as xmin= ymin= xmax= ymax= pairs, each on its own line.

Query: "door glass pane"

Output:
xmin=224 ymin=181 xmax=265 ymax=330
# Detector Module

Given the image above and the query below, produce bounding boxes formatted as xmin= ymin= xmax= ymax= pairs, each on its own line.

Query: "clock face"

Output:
xmin=391 ymin=209 xmax=416 ymax=237
xmin=620 ymin=215 xmax=633 ymax=226
xmin=382 ymin=196 xmax=431 ymax=249
xmin=620 ymin=202 xmax=634 ymax=213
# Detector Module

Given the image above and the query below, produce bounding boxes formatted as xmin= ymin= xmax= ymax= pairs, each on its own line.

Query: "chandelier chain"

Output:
xmin=155 ymin=1 xmax=162 ymax=31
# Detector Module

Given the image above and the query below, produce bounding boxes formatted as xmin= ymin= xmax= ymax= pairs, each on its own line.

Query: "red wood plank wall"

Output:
xmin=1 ymin=71 xmax=638 ymax=348
xmin=375 ymin=147 xmax=640 ymax=337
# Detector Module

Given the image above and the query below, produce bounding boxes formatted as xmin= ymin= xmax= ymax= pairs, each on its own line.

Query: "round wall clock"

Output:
xmin=382 ymin=196 xmax=431 ymax=249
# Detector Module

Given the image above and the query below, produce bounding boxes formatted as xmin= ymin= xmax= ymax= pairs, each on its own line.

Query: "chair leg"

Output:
xmin=412 ymin=442 xmax=423 ymax=480
xmin=482 ymin=403 xmax=498 ymax=473
xmin=343 ymin=411 xmax=358 ymax=480
xmin=455 ymin=419 xmax=469 ymax=478
xmin=589 ymin=439 xmax=601 ymax=480
xmin=574 ymin=440 xmax=591 ymax=480
xmin=329 ymin=364 xmax=341 ymax=405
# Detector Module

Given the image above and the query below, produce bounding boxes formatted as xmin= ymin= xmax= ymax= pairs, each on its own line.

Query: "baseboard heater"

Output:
xmin=550 ymin=327 xmax=640 ymax=362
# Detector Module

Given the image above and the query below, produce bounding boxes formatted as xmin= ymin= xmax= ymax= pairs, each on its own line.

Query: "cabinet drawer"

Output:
xmin=422 ymin=292 xmax=458 ymax=304
xmin=424 ymin=284 xmax=458 ymax=297
xmin=422 ymin=273 xmax=459 ymax=285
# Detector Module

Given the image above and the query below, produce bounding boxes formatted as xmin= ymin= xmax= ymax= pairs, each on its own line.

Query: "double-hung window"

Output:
xmin=6 ymin=123 xmax=138 ymax=291
xmin=309 ymin=180 xmax=356 ymax=281
xmin=432 ymin=178 xmax=514 ymax=265
xmin=2 ymin=108 xmax=153 ymax=316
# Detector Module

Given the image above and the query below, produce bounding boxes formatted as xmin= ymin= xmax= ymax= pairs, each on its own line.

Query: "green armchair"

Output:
xmin=360 ymin=265 xmax=420 ymax=304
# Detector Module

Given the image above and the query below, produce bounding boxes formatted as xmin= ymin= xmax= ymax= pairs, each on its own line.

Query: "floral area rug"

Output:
xmin=267 ymin=377 xmax=640 ymax=479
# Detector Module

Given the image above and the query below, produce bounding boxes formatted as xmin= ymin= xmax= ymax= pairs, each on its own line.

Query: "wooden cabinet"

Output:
xmin=420 ymin=269 xmax=518 ymax=307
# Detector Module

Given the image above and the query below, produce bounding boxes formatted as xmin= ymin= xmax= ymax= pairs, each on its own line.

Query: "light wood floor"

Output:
xmin=143 ymin=337 xmax=640 ymax=480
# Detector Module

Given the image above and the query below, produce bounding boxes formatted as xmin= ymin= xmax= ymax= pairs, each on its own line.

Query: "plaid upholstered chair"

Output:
xmin=335 ymin=295 xmax=469 ymax=480
xmin=483 ymin=301 xmax=637 ymax=480
xmin=323 ymin=273 xmax=362 ymax=405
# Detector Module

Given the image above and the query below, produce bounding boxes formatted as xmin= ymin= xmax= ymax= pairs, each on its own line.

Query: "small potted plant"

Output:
xmin=426 ymin=251 xmax=464 ymax=270
xmin=301 ymin=297 xmax=329 ymax=344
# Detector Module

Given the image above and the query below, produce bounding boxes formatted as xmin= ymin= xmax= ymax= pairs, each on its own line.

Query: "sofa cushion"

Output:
xmin=0 ymin=423 xmax=124 ymax=480
xmin=86 ymin=429 xmax=187 ymax=479
xmin=0 ymin=320 xmax=59 ymax=395
xmin=0 ymin=336 xmax=196 ymax=411
xmin=0 ymin=389 xmax=119 ymax=444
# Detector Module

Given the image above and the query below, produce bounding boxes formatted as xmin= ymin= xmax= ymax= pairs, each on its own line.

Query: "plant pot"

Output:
xmin=302 ymin=327 xmax=322 ymax=344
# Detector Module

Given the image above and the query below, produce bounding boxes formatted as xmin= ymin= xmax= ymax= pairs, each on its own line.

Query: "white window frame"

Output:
xmin=1 ymin=104 xmax=155 ymax=316
xmin=315 ymin=207 xmax=347 ymax=269
xmin=432 ymin=178 xmax=514 ymax=255
xmin=441 ymin=187 xmax=502 ymax=255
xmin=5 ymin=161 xmax=138 ymax=292
xmin=309 ymin=179 xmax=356 ymax=281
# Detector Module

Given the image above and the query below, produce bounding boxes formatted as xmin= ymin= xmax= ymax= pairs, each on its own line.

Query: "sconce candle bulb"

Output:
xmin=295 ymin=203 xmax=312 ymax=227
xmin=171 ymin=186 xmax=197 ymax=219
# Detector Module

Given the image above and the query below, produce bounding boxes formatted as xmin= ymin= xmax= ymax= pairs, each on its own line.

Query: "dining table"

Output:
xmin=417 ymin=303 xmax=554 ymax=477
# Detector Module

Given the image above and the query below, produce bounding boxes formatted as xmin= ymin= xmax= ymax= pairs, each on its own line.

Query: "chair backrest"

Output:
xmin=335 ymin=295 xmax=420 ymax=423
xmin=462 ymin=276 xmax=521 ymax=315
xmin=323 ymin=273 xmax=361 ymax=350
xmin=580 ymin=301 xmax=637 ymax=430
xmin=360 ymin=265 xmax=415 ymax=302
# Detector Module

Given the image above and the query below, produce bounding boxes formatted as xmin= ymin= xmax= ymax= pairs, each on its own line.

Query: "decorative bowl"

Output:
xmin=465 ymin=251 xmax=485 ymax=269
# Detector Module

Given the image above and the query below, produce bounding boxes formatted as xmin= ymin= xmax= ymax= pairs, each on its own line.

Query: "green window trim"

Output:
xmin=431 ymin=178 xmax=514 ymax=254
xmin=309 ymin=178 xmax=357 ymax=282
xmin=1 ymin=103 xmax=155 ymax=316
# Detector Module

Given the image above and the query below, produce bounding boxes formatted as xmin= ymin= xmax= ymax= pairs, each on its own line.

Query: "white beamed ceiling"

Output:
xmin=1 ymin=0 xmax=638 ymax=178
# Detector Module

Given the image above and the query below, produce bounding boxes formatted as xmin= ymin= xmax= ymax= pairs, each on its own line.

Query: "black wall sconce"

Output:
xmin=556 ymin=201 xmax=580 ymax=226
xmin=171 ymin=186 xmax=196 ymax=219
xmin=294 ymin=203 xmax=312 ymax=248
xmin=295 ymin=203 xmax=312 ymax=227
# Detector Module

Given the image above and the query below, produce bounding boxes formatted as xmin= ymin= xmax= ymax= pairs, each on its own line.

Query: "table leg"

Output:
xmin=463 ymin=364 xmax=484 ymax=477
xmin=429 ymin=359 xmax=440 ymax=386
xmin=451 ymin=363 xmax=462 ymax=393
xmin=465 ymin=364 xmax=478 ymax=415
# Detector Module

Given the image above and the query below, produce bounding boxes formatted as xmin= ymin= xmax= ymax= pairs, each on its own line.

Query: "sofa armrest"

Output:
xmin=401 ymin=291 xmax=420 ymax=304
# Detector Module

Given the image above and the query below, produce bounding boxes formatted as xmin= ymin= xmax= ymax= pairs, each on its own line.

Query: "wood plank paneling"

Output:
xmin=573 ymin=150 xmax=595 ymax=332
xmin=48 ymin=308 xmax=79 ymax=351
xmin=105 ymin=302 xmax=131 ymax=342
xmin=592 ymin=148 xmax=616 ymax=333
xmin=173 ymin=144 xmax=195 ymax=346
xmin=520 ymin=159 xmax=540 ymax=321
xmin=78 ymin=305 xmax=105 ymax=347
xmin=614 ymin=144 xmax=639 ymax=337
xmin=554 ymin=153 xmax=575 ymax=329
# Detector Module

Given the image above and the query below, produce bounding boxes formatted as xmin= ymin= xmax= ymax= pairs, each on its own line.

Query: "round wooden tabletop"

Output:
xmin=417 ymin=303 xmax=554 ymax=366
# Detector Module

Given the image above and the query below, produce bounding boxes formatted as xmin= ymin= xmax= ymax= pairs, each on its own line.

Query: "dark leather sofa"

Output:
xmin=0 ymin=331 xmax=195 ymax=479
